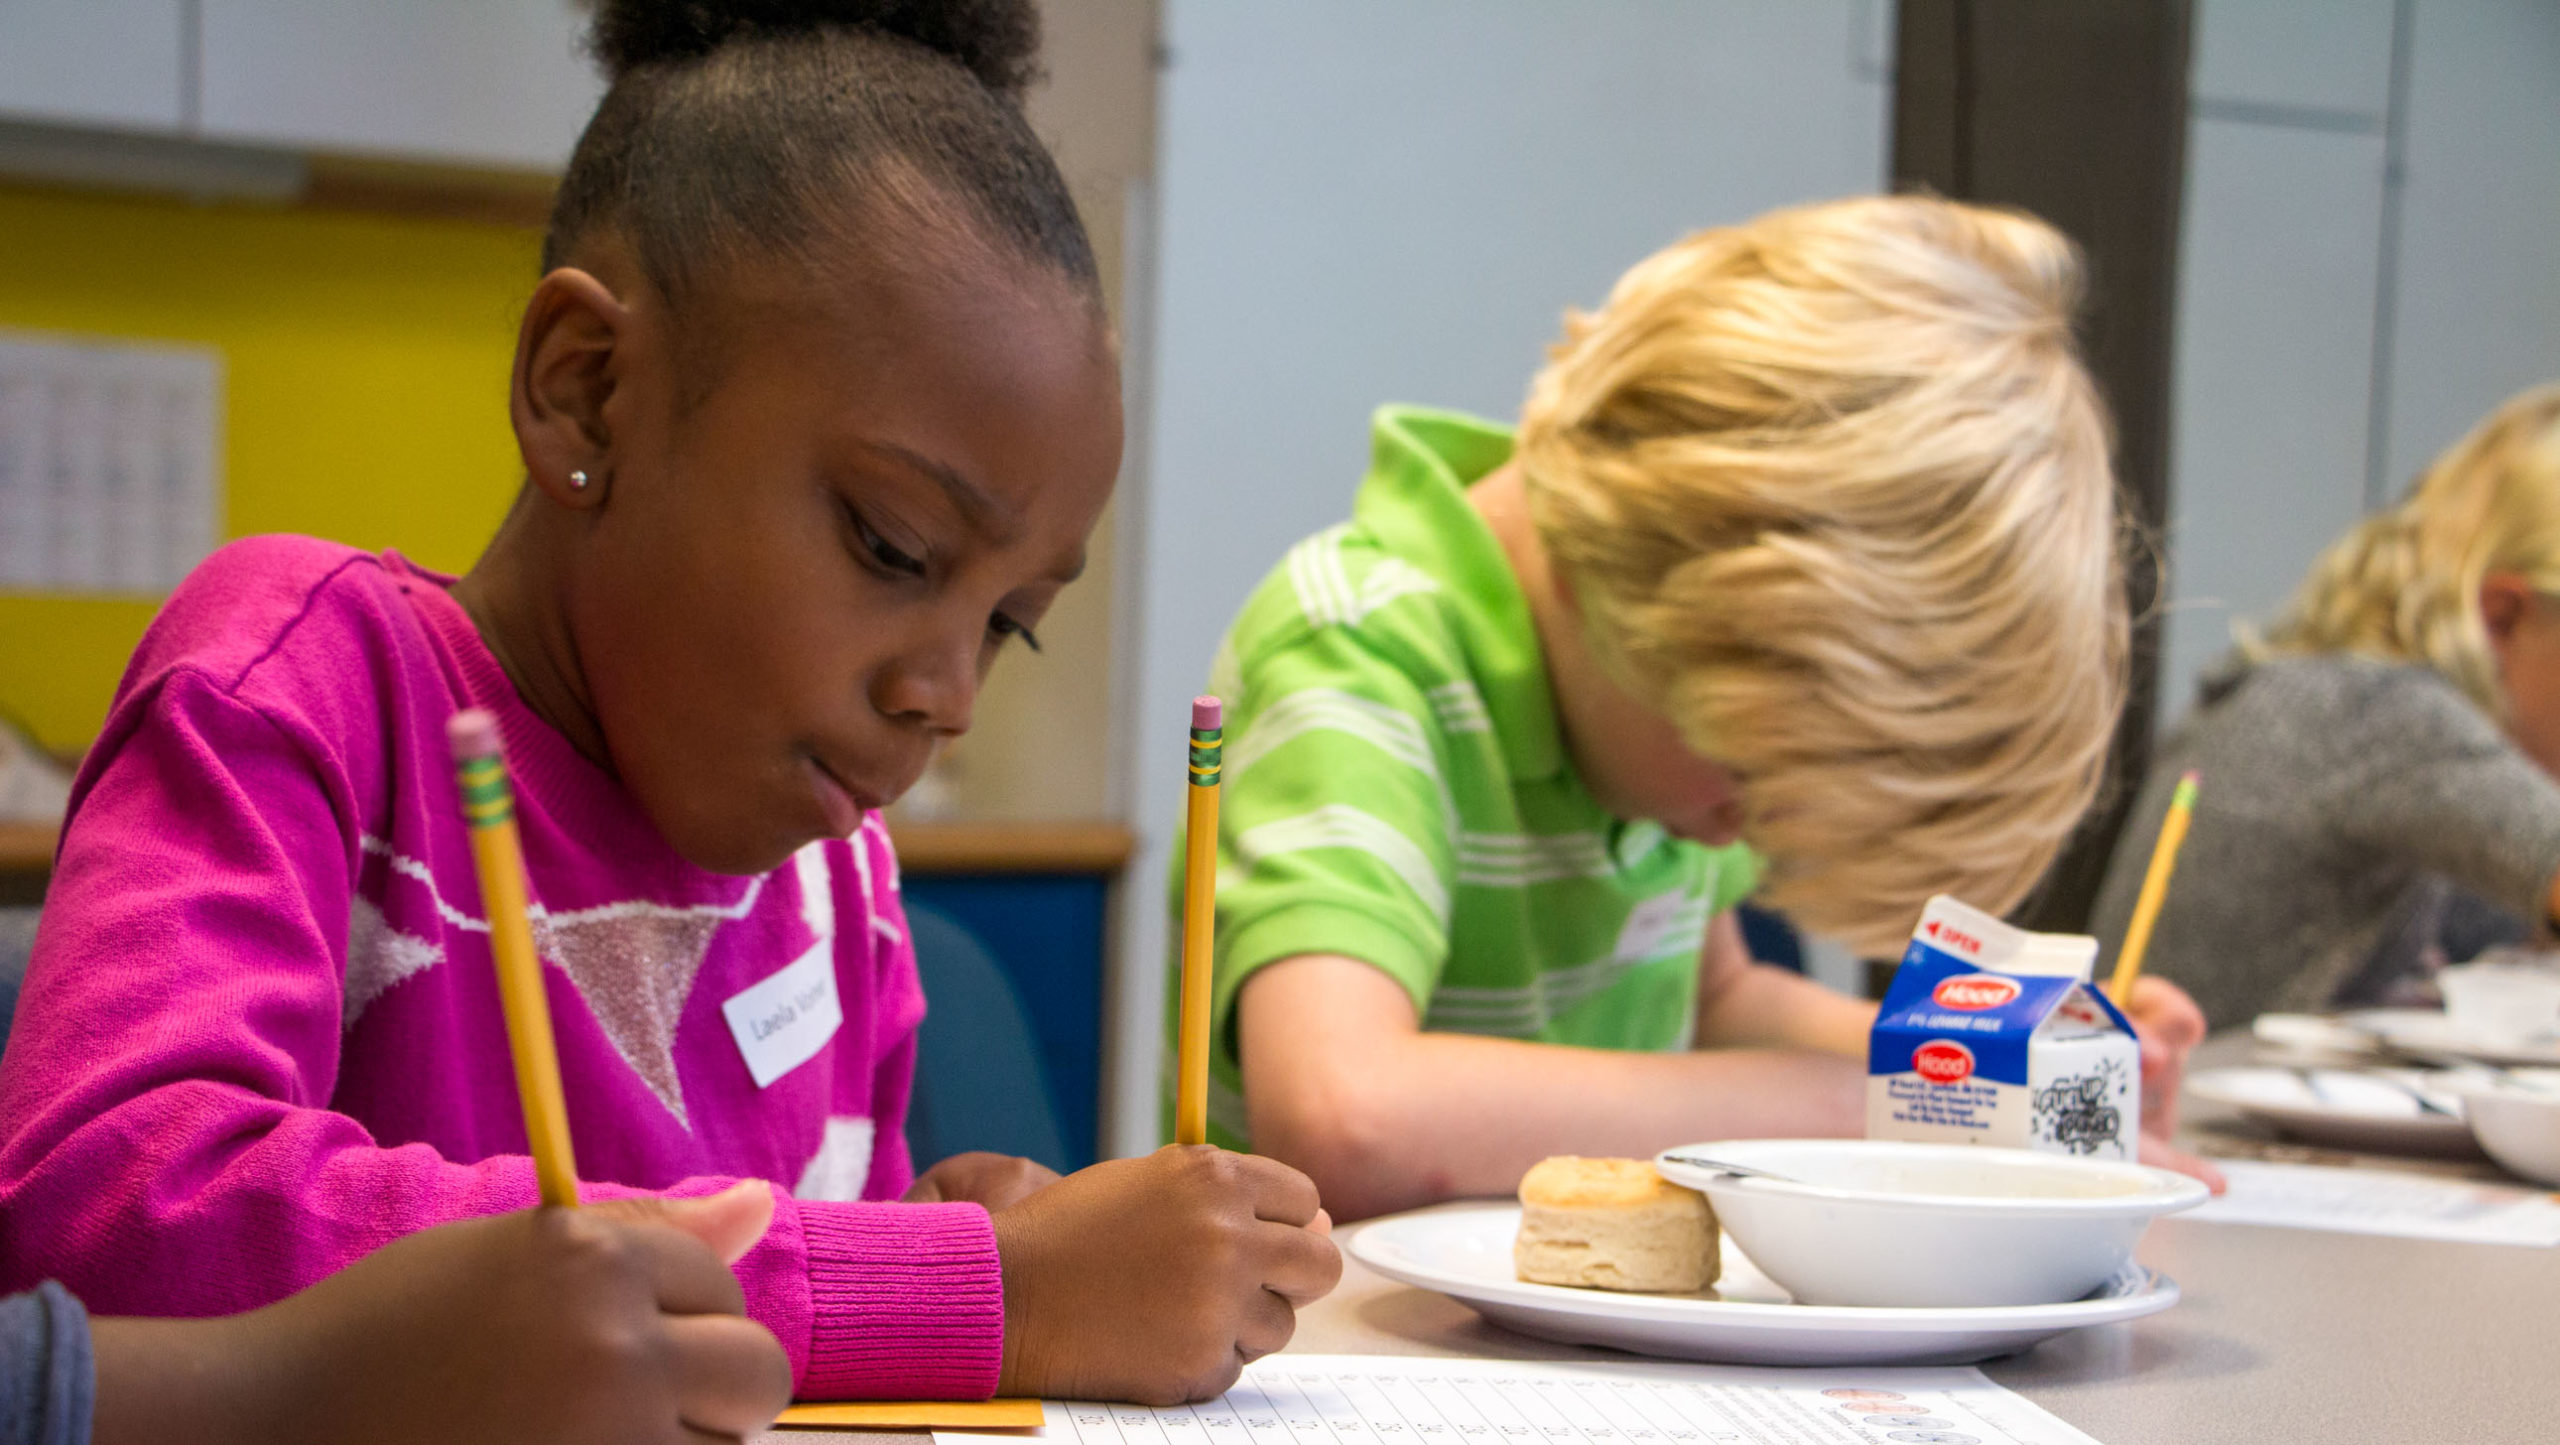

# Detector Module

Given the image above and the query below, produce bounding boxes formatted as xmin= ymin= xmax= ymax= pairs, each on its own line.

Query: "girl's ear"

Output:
xmin=510 ymin=267 xmax=631 ymax=510
xmin=2483 ymin=571 xmax=2535 ymax=649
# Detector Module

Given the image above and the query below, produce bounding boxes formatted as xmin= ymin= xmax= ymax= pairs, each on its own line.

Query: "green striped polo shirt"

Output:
xmin=1167 ymin=404 xmax=1761 ymax=1147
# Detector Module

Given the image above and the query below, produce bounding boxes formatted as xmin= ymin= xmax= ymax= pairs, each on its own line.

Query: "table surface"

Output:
xmin=757 ymin=1033 xmax=2557 ymax=1445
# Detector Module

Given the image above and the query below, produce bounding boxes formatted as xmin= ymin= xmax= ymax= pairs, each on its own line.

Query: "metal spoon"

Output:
xmin=2296 ymin=1067 xmax=2458 ymax=1117
xmin=1658 ymin=1152 xmax=1803 ymax=1185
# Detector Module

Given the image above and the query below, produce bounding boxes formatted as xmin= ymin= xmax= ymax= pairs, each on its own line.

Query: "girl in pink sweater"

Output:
xmin=0 ymin=0 xmax=1335 ymax=1412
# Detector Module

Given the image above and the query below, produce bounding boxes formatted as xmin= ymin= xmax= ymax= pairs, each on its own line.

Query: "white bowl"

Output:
xmin=2437 ymin=962 xmax=2560 ymax=1044
xmin=2450 ymin=1070 xmax=2560 ymax=1186
xmin=1655 ymin=1139 xmax=2208 ymax=1309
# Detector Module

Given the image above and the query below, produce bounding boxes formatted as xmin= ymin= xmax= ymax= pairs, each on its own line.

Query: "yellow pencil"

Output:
xmin=449 ymin=709 xmax=580 ymax=1208
xmin=2107 ymin=770 xmax=2200 ymax=1009
xmin=1174 ymin=696 xmax=1224 ymax=1146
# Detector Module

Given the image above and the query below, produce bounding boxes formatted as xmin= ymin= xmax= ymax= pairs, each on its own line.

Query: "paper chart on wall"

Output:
xmin=0 ymin=330 xmax=222 ymax=595
xmin=934 ymin=1354 xmax=2105 ymax=1445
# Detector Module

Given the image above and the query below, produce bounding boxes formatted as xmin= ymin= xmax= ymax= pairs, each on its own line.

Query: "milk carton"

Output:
xmin=1866 ymin=894 xmax=2140 ymax=1159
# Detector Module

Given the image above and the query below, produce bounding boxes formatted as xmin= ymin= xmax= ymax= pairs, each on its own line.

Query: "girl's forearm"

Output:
xmin=89 ymin=1315 xmax=277 ymax=1445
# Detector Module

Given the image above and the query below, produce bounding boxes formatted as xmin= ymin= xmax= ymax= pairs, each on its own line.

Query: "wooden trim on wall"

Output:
xmin=1893 ymin=0 xmax=2194 ymax=933
xmin=0 ymin=822 xmax=56 ymax=877
xmin=887 ymin=820 xmax=1135 ymax=877
xmin=2 ymin=817 xmax=1136 ymax=884
xmin=300 ymin=155 xmax=555 ymax=229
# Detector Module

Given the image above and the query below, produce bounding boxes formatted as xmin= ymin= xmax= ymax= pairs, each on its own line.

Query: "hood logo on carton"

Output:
xmin=1912 ymin=1039 xmax=1975 ymax=1084
xmin=1932 ymin=974 xmax=2021 ymax=1011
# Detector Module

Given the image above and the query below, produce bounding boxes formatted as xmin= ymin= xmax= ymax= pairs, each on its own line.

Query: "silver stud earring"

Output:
xmin=568 ymin=469 xmax=591 ymax=491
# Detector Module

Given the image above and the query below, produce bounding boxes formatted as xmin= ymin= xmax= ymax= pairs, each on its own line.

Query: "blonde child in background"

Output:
xmin=0 ymin=0 xmax=1333 ymax=1412
xmin=2096 ymin=383 xmax=2560 ymax=1027
xmin=1181 ymin=196 xmax=2213 ymax=1220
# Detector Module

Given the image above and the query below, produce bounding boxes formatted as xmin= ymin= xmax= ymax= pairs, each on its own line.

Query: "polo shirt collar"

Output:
xmin=1354 ymin=404 xmax=1567 ymax=782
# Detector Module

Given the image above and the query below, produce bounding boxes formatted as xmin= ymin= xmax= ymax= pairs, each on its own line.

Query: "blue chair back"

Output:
xmin=0 ymin=908 xmax=35 ymax=1047
xmin=903 ymin=901 xmax=1072 ymax=1174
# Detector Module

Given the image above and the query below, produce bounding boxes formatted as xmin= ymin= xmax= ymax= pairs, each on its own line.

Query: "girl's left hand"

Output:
xmin=904 ymin=1151 xmax=1062 ymax=1211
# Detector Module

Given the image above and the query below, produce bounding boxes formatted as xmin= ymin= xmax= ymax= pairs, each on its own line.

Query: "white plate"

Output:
xmin=1344 ymin=1202 xmax=2178 ymax=1366
xmin=2186 ymin=1065 xmax=2482 ymax=1156
xmin=2342 ymin=1008 xmax=2560 ymax=1067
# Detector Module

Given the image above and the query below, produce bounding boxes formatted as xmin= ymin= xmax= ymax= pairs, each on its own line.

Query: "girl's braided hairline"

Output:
xmin=544 ymin=0 xmax=1098 ymax=318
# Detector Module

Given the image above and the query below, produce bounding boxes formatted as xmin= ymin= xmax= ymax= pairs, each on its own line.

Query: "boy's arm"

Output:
xmin=1687 ymin=910 xmax=1877 ymax=1055
xmin=1236 ymin=953 xmax=1864 ymax=1222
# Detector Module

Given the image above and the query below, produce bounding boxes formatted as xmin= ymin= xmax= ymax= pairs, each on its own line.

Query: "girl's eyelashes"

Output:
xmin=989 ymin=613 xmax=1044 ymax=653
xmin=839 ymin=494 xmax=1044 ymax=653
xmin=843 ymin=500 xmax=927 ymax=579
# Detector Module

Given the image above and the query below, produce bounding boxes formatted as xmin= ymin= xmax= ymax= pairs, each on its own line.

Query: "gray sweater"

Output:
xmin=2091 ymin=654 xmax=2560 ymax=1029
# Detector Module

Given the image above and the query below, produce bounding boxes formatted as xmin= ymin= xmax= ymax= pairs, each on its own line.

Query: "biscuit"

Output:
xmin=1513 ymin=1156 xmax=1718 ymax=1293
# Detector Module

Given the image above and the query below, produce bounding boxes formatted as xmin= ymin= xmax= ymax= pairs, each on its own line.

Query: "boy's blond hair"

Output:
xmin=2250 ymin=384 xmax=2560 ymax=720
xmin=1517 ymin=195 xmax=2125 ymax=954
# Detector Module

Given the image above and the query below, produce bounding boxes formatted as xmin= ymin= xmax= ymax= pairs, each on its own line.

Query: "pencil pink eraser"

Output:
xmin=447 ymin=708 xmax=503 ymax=764
xmin=1192 ymin=696 xmax=1223 ymax=730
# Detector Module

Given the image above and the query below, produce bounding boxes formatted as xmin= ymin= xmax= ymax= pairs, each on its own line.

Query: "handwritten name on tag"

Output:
xmin=721 ymin=940 xmax=843 ymax=1088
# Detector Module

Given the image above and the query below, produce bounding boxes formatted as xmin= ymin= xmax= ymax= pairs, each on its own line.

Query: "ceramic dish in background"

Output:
xmin=1343 ymin=1202 xmax=2179 ymax=1366
xmin=2185 ymin=1065 xmax=2482 ymax=1157
xmin=2252 ymin=1011 xmax=2387 ymax=1062
xmin=1654 ymin=1139 xmax=2208 ymax=1309
xmin=2446 ymin=1068 xmax=2560 ymax=1186
xmin=2437 ymin=955 xmax=2560 ymax=1042
xmin=2342 ymin=1008 xmax=2560 ymax=1067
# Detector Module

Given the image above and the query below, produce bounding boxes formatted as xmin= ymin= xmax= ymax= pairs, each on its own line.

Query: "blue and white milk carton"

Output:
xmin=1866 ymin=895 xmax=2140 ymax=1159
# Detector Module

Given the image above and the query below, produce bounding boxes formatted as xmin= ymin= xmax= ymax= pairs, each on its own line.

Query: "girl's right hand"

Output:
xmin=93 ymin=1182 xmax=793 ymax=1445
xmin=991 ymin=1145 xmax=1342 ymax=1405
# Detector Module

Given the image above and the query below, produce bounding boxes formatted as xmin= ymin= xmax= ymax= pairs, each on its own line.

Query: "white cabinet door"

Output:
xmin=2193 ymin=0 xmax=2396 ymax=116
xmin=0 ymin=0 xmax=185 ymax=131
xmin=2159 ymin=118 xmax=2391 ymax=731
xmin=197 ymin=0 xmax=602 ymax=170
xmin=2382 ymin=0 xmax=2560 ymax=490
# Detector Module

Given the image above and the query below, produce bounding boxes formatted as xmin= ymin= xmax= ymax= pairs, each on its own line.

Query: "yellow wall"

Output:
xmin=0 ymin=184 xmax=539 ymax=753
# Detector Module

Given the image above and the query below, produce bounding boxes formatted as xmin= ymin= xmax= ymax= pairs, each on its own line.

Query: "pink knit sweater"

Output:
xmin=0 ymin=537 xmax=1001 ymax=1399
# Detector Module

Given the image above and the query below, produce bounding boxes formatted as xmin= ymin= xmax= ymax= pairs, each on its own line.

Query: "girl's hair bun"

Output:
xmin=591 ymin=0 xmax=1042 ymax=98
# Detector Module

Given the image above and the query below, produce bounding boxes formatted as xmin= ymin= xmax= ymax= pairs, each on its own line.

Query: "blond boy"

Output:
xmin=1181 ymin=196 xmax=2209 ymax=1218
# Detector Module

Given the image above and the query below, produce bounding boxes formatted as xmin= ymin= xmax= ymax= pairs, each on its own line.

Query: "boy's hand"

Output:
xmin=2120 ymin=976 xmax=2224 ymax=1191
xmin=991 ymin=1145 xmax=1342 ymax=1405
xmin=2121 ymin=975 xmax=2206 ymax=1139
xmin=120 ymin=1182 xmax=795 ymax=1445
xmin=905 ymin=1151 xmax=1062 ymax=1212
xmin=2137 ymin=1131 xmax=2226 ymax=1192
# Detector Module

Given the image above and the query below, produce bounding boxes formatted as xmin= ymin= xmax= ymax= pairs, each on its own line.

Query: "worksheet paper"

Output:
xmin=2187 ymin=1158 xmax=2560 ymax=1245
xmin=934 ymin=1354 xmax=2102 ymax=1445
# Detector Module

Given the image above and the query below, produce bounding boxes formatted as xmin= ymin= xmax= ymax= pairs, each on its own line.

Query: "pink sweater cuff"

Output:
xmin=799 ymin=1201 xmax=1004 ymax=1399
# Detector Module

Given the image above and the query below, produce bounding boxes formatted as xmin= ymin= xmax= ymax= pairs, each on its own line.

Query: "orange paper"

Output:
xmin=774 ymin=1397 xmax=1046 ymax=1431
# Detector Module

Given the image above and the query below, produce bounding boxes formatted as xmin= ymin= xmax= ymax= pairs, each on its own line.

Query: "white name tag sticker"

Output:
xmin=721 ymin=941 xmax=844 ymax=1088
